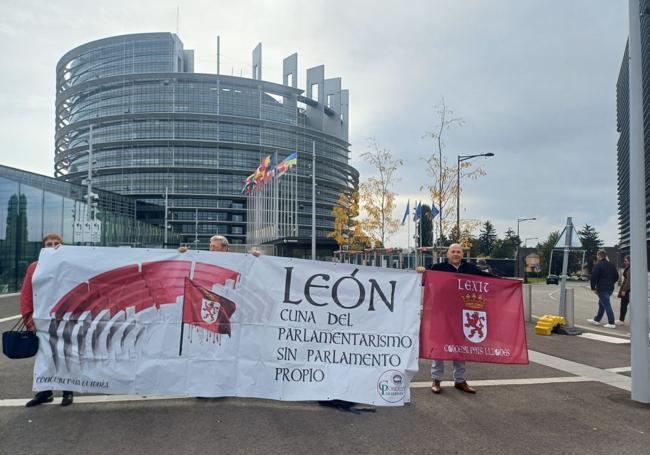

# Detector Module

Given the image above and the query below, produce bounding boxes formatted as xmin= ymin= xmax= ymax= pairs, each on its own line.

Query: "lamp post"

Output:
xmin=524 ymin=237 xmax=538 ymax=248
xmin=456 ymin=153 xmax=494 ymax=236
xmin=516 ymin=217 xmax=536 ymax=277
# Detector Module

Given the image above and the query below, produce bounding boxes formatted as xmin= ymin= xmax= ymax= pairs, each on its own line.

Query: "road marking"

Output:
xmin=0 ymin=315 xmax=21 ymax=323
xmin=411 ymin=376 xmax=592 ymax=388
xmin=0 ymin=395 xmax=187 ymax=407
xmin=606 ymin=367 xmax=631 ymax=373
xmin=0 ymin=377 xmax=596 ymax=408
xmin=578 ymin=333 xmax=630 ymax=344
xmin=528 ymin=350 xmax=631 ymax=391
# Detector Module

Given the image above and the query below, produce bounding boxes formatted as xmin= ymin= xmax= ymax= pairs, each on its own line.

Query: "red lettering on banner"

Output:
xmin=420 ymin=271 xmax=528 ymax=364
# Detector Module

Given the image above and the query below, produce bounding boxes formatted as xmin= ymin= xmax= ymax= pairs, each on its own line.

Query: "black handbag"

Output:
xmin=2 ymin=318 xmax=39 ymax=359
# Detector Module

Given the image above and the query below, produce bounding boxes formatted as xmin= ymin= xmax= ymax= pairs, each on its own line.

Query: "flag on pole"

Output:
xmin=182 ymin=278 xmax=237 ymax=336
xmin=430 ymin=203 xmax=440 ymax=219
xmin=415 ymin=201 xmax=422 ymax=221
xmin=263 ymin=156 xmax=276 ymax=183
xmin=241 ymin=172 xmax=256 ymax=195
xmin=275 ymin=152 xmax=298 ymax=178
xmin=401 ymin=200 xmax=410 ymax=225
xmin=284 ymin=152 xmax=298 ymax=168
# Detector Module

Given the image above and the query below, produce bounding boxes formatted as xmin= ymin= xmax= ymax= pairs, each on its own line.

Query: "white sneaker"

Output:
xmin=602 ymin=324 xmax=617 ymax=329
xmin=615 ymin=320 xmax=625 ymax=326
xmin=587 ymin=319 xmax=601 ymax=326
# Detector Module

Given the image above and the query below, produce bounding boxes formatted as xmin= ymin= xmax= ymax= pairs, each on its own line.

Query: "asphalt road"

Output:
xmin=1 ymin=292 xmax=649 ymax=455
xmin=530 ymin=281 xmax=650 ymax=336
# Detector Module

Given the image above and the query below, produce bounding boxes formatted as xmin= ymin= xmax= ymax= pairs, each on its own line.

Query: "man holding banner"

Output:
xmin=418 ymin=243 xmax=528 ymax=395
xmin=419 ymin=243 xmax=492 ymax=394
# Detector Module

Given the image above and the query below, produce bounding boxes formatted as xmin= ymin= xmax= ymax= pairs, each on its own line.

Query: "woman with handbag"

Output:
xmin=21 ymin=233 xmax=74 ymax=407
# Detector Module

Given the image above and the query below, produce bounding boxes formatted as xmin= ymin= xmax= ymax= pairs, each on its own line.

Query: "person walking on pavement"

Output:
xmin=587 ymin=250 xmax=620 ymax=329
xmin=417 ymin=243 xmax=492 ymax=395
xmin=21 ymin=234 xmax=74 ymax=407
xmin=616 ymin=255 xmax=630 ymax=326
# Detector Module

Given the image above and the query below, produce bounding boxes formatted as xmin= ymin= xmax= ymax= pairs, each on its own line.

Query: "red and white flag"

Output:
xmin=419 ymin=271 xmax=528 ymax=364
xmin=183 ymin=277 xmax=236 ymax=336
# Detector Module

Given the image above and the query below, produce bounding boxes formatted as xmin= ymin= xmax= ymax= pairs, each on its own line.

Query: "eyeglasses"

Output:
xmin=44 ymin=241 xmax=61 ymax=247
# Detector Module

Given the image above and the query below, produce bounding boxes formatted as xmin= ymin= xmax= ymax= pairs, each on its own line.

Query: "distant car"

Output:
xmin=546 ymin=274 xmax=559 ymax=285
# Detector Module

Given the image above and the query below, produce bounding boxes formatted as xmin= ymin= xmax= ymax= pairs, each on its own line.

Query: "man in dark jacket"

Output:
xmin=587 ymin=250 xmax=619 ymax=329
xmin=418 ymin=243 xmax=492 ymax=394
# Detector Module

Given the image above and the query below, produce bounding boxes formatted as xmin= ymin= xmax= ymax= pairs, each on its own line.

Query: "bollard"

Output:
xmin=564 ymin=287 xmax=574 ymax=328
xmin=522 ymin=283 xmax=532 ymax=323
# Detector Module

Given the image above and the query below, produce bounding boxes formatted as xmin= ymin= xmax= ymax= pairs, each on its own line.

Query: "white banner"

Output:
xmin=31 ymin=246 xmax=421 ymax=406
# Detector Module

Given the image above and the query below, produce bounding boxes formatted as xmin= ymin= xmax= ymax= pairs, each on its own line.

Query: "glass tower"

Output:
xmin=54 ymin=33 xmax=358 ymax=255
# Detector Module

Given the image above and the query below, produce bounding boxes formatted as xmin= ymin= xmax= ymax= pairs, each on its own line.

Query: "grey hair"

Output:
xmin=210 ymin=235 xmax=229 ymax=247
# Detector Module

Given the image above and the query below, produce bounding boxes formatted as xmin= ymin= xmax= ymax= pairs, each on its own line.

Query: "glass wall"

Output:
xmin=0 ymin=170 xmax=179 ymax=294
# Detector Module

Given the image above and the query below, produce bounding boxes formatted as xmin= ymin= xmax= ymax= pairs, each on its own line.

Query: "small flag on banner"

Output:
xmin=182 ymin=278 xmax=236 ymax=336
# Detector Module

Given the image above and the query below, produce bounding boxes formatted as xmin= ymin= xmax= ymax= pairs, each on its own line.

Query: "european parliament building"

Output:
xmin=616 ymin=6 xmax=650 ymax=257
xmin=54 ymin=33 xmax=358 ymax=256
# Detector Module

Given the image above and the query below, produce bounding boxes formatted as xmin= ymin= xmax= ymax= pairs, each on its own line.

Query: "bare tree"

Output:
xmin=423 ymin=98 xmax=487 ymax=241
xmin=359 ymin=138 xmax=403 ymax=247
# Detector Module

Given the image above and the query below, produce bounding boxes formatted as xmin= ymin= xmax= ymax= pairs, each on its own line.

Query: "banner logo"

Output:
xmin=462 ymin=309 xmax=487 ymax=343
xmin=377 ymin=370 xmax=407 ymax=403
xmin=200 ymin=298 xmax=221 ymax=324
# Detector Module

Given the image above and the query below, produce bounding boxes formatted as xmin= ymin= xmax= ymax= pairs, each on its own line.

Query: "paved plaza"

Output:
xmin=1 ymin=287 xmax=649 ymax=455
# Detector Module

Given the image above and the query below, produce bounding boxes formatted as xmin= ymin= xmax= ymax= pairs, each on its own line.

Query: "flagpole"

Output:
xmin=407 ymin=205 xmax=410 ymax=256
xmin=274 ymin=150 xmax=279 ymax=238
xmin=179 ymin=283 xmax=186 ymax=356
xmin=414 ymin=201 xmax=418 ymax=268
xmin=419 ymin=208 xmax=422 ymax=267
xmin=311 ymin=141 xmax=316 ymax=260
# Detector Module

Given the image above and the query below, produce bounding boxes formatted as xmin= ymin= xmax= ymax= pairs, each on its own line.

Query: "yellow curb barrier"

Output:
xmin=534 ymin=315 xmax=566 ymax=336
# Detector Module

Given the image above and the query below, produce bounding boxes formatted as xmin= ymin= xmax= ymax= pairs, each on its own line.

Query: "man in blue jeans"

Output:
xmin=587 ymin=250 xmax=619 ymax=329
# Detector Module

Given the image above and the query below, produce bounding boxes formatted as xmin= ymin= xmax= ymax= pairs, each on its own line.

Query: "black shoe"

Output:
xmin=61 ymin=391 xmax=74 ymax=407
xmin=25 ymin=391 xmax=53 ymax=407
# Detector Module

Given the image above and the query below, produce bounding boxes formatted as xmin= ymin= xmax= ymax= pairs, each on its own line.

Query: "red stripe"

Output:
xmin=51 ymin=260 xmax=240 ymax=322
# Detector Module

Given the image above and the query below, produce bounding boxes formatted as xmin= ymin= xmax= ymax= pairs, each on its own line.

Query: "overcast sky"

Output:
xmin=0 ymin=0 xmax=629 ymax=246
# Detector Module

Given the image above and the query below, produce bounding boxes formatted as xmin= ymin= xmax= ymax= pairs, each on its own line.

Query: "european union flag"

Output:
xmin=431 ymin=204 xmax=439 ymax=219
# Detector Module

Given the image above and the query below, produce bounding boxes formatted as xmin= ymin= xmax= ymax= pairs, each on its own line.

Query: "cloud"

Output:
xmin=0 ymin=0 xmax=629 ymax=246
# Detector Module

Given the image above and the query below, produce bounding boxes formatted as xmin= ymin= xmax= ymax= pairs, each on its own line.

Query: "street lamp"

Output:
xmin=524 ymin=237 xmax=538 ymax=248
xmin=456 ymin=153 xmax=494 ymax=236
xmin=516 ymin=217 xmax=536 ymax=277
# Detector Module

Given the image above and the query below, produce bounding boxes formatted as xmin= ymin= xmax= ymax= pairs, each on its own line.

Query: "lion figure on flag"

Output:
xmin=464 ymin=311 xmax=486 ymax=341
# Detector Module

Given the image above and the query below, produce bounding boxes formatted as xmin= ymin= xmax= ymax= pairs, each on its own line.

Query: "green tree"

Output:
xmin=538 ymin=231 xmax=562 ymax=275
xmin=477 ymin=220 xmax=497 ymax=256
xmin=419 ymin=204 xmax=433 ymax=247
xmin=578 ymin=224 xmax=604 ymax=273
xmin=491 ymin=227 xmax=520 ymax=258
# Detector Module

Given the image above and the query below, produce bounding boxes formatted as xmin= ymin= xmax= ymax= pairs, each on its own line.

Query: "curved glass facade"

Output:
xmin=0 ymin=165 xmax=178 ymax=293
xmin=55 ymin=33 xmax=358 ymax=250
